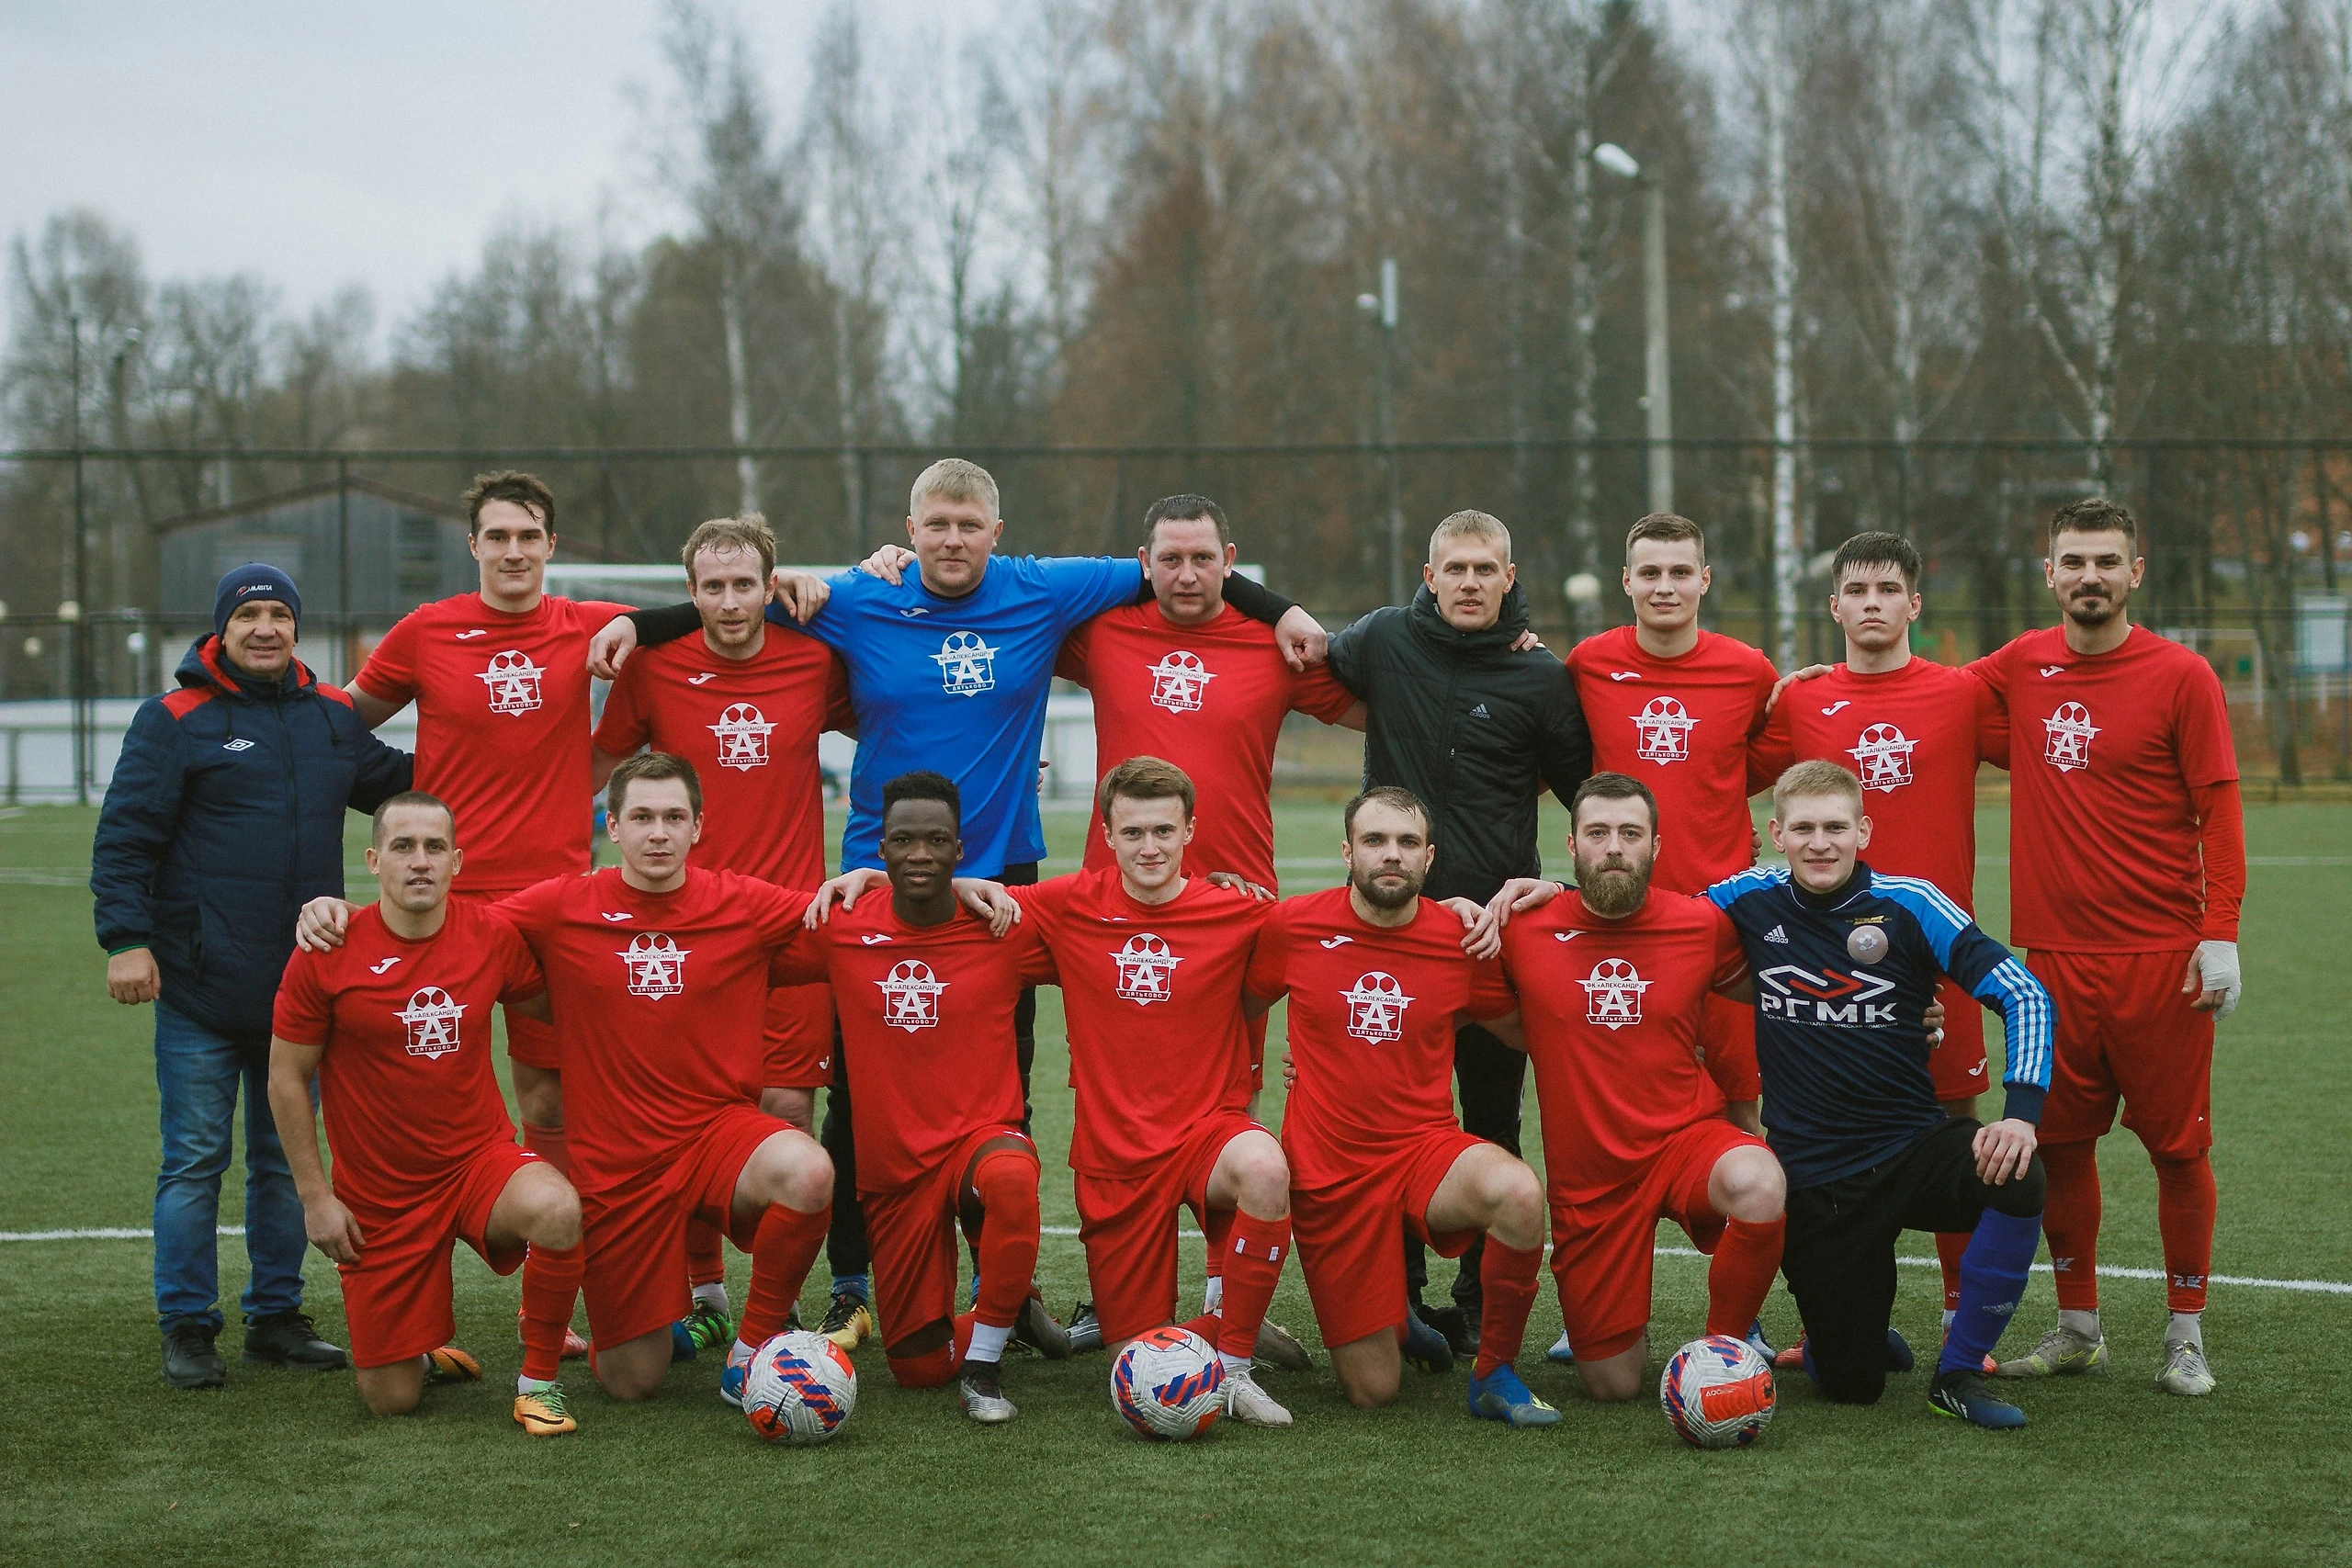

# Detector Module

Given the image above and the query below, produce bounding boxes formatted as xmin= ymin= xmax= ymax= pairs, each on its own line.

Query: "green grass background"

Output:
xmin=3 ymin=798 xmax=2348 ymax=1567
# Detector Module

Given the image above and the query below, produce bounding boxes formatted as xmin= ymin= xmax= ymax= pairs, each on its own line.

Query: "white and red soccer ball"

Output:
xmin=741 ymin=1330 xmax=858 ymax=1445
xmin=1110 ymin=1325 xmax=1224 ymax=1440
xmin=1659 ymin=1334 xmax=1774 ymax=1449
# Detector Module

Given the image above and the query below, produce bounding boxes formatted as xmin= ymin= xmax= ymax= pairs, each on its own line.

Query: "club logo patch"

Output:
xmin=478 ymin=649 xmax=547 ymax=716
xmin=1109 ymin=932 xmax=1182 ymax=1004
xmin=1579 ymin=958 xmax=1652 ymax=1030
xmin=933 ymin=631 xmax=1000 ymax=696
xmin=1146 ymin=649 xmax=1216 ymax=713
xmin=1847 ymin=723 xmax=1917 ymax=792
xmin=876 ymin=959 xmax=946 ymax=1031
xmin=708 ymin=702 xmax=776 ymax=770
xmin=616 ymin=933 xmax=690 ymax=998
xmin=2042 ymin=701 xmax=2098 ymax=773
xmin=1340 ymin=971 xmax=1414 ymax=1043
xmin=396 ymin=986 xmax=466 ymax=1057
xmin=1632 ymin=695 xmax=1698 ymax=764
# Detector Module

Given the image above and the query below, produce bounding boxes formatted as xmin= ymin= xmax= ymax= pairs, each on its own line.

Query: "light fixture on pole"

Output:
xmin=1356 ymin=257 xmax=1405 ymax=604
xmin=1594 ymin=143 xmax=1672 ymax=518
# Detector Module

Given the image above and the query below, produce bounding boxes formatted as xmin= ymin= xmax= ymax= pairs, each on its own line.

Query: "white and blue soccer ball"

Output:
xmin=1659 ymin=1334 xmax=1775 ymax=1450
xmin=1111 ymin=1325 xmax=1224 ymax=1440
xmin=741 ymin=1329 xmax=858 ymax=1446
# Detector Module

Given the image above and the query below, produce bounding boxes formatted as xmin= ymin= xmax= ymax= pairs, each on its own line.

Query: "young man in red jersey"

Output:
xmin=271 ymin=794 xmax=585 ymax=1433
xmin=1973 ymin=500 xmax=2245 ymax=1398
xmin=593 ymin=515 xmax=854 ymax=1344
xmin=775 ymin=772 xmax=1067 ymax=1424
xmin=1244 ymin=786 xmax=1555 ymax=1425
xmin=1472 ymin=773 xmax=1786 ymax=1402
xmin=1753 ymin=531 xmax=2008 ymax=1345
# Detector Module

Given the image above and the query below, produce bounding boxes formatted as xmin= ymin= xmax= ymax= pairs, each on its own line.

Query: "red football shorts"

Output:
xmin=1288 ymin=1126 xmax=1487 ymax=1350
xmin=447 ymin=888 xmax=561 ymax=1070
xmin=1074 ymin=1110 xmax=1266 ymax=1344
xmin=338 ymin=1138 xmax=536 ymax=1370
xmin=1702 ymin=994 xmax=1762 ymax=1103
xmin=2028 ymin=948 xmax=2213 ymax=1157
xmin=577 ymin=1103 xmax=787 ymax=1347
xmin=1548 ymin=1117 xmax=1765 ymax=1363
xmin=763 ymin=983 xmax=835 ymax=1090
xmin=864 ymin=1123 xmax=1035 ymax=1359
xmin=1928 ymin=974 xmax=1991 ymax=1104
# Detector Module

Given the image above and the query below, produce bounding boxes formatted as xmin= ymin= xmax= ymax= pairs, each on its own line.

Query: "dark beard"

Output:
xmin=1351 ymin=866 xmax=1424 ymax=910
xmin=2064 ymin=589 xmax=2121 ymax=627
xmin=1577 ymin=860 xmax=1649 ymax=918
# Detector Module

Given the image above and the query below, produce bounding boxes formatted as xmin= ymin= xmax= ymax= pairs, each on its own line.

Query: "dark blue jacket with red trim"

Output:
xmin=92 ymin=636 xmax=413 ymax=1037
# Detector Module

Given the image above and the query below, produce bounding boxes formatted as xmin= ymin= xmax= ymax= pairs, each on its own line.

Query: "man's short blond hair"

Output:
xmin=1627 ymin=512 xmax=1706 ymax=564
xmin=910 ymin=457 xmax=1000 ymax=521
xmin=1430 ymin=510 xmax=1511 ymax=562
xmin=681 ymin=513 xmax=776 ymax=583
xmin=1771 ymin=759 xmax=1864 ymax=819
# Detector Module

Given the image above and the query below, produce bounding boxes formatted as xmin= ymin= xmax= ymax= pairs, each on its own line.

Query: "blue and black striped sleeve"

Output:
xmin=1702 ymin=865 xmax=1787 ymax=912
xmin=1874 ymin=874 xmax=2054 ymax=1123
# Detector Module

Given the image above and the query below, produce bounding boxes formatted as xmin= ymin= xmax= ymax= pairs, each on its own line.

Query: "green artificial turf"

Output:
xmin=2 ymin=799 xmax=2347 ymax=1567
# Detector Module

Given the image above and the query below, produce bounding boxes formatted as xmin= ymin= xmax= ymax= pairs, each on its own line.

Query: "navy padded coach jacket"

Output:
xmin=91 ymin=635 xmax=413 ymax=1038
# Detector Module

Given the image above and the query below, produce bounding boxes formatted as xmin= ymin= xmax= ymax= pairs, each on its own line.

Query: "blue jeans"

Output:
xmin=153 ymin=1001 xmax=307 ymax=1332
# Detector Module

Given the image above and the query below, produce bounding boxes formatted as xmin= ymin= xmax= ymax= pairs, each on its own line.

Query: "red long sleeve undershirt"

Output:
xmin=2193 ymin=779 xmax=2245 ymax=943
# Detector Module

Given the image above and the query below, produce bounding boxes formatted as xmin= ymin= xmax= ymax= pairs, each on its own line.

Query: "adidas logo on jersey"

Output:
xmin=876 ymin=960 xmax=945 ymax=1030
xmin=1763 ymin=925 xmax=1789 ymax=944
xmin=396 ymin=986 xmax=466 ymax=1057
xmin=1468 ymin=703 xmax=1490 ymax=717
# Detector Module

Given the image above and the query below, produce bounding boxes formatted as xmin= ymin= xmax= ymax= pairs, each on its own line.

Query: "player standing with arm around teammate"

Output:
xmin=1973 ymin=500 xmax=2246 ymax=1398
xmin=269 ymin=794 xmax=584 ymax=1430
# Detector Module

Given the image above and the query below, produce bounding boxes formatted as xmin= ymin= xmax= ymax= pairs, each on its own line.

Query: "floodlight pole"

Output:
xmin=1596 ymin=144 xmax=1673 ymax=517
xmin=1359 ymin=260 xmax=1404 ymax=603
xmin=70 ymin=311 xmax=92 ymax=806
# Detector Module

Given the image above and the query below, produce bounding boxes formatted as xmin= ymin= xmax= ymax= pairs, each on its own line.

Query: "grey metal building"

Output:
xmin=155 ymin=477 xmax=476 ymax=626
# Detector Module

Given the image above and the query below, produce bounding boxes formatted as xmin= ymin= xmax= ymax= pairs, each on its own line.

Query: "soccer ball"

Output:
xmin=741 ymin=1329 xmax=858 ymax=1445
xmin=1658 ymin=1334 xmax=1774 ymax=1450
xmin=1110 ymin=1326 xmax=1224 ymax=1440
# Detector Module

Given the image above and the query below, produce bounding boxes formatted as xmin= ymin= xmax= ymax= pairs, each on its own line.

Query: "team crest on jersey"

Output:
xmin=1848 ymin=723 xmax=1918 ymax=792
xmin=1108 ymin=932 xmax=1183 ymax=1004
xmin=395 ymin=986 xmax=466 ymax=1057
xmin=1632 ymin=695 xmax=1698 ymax=763
xmin=708 ymin=702 xmax=776 ymax=770
xmin=1579 ymin=958 xmax=1652 ymax=1030
xmin=1340 ymin=971 xmax=1414 ymax=1043
xmin=1147 ymin=650 xmax=1217 ymax=713
xmin=876 ymin=959 xmax=946 ymax=1031
xmin=933 ymin=631 xmax=1000 ymax=696
xmin=616 ymin=933 xmax=690 ymax=998
xmin=478 ymin=649 xmax=547 ymax=716
xmin=2042 ymin=702 xmax=2098 ymax=772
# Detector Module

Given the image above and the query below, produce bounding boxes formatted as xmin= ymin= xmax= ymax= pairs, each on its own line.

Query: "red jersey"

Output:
xmin=1566 ymin=625 xmax=1779 ymax=894
xmin=1751 ymin=658 xmax=2005 ymax=911
xmin=355 ymin=592 xmax=636 ymax=893
xmin=1471 ymin=892 xmax=1747 ymax=1204
xmin=1243 ymin=886 xmax=1505 ymax=1189
xmin=493 ymin=867 xmax=810 ymax=1193
xmin=773 ymin=897 xmax=1056 ymax=1194
xmin=1972 ymin=625 xmax=2237 ymax=953
xmin=1013 ymin=868 xmax=1267 ymax=1177
xmin=592 ymin=625 xmax=853 ymax=890
xmin=1058 ymin=602 xmax=1357 ymax=888
xmin=271 ymin=900 xmax=543 ymax=1208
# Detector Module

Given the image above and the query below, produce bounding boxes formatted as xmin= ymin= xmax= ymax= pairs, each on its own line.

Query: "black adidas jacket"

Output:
xmin=1326 ymin=585 xmax=1591 ymax=904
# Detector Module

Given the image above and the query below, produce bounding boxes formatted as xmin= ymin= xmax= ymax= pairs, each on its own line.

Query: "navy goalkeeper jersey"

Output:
xmin=1705 ymin=861 xmax=2053 ymax=1190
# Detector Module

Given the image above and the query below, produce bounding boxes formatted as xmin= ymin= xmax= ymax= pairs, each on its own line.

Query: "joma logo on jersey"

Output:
xmin=1579 ymin=958 xmax=1652 ymax=1030
xmin=876 ymin=959 xmax=946 ymax=1031
xmin=1147 ymin=650 xmax=1216 ymax=713
xmin=933 ymin=631 xmax=1000 ymax=695
xmin=1756 ymin=963 xmax=1898 ymax=1026
xmin=1109 ymin=932 xmax=1182 ymax=1004
xmin=708 ymin=703 xmax=775 ymax=770
xmin=1848 ymin=723 xmax=1918 ymax=792
xmin=478 ymin=649 xmax=547 ymax=716
xmin=2042 ymin=701 xmax=2098 ymax=773
xmin=1632 ymin=695 xmax=1698 ymax=763
xmin=616 ymin=933 xmax=691 ymax=998
xmin=395 ymin=986 xmax=466 ymax=1057
xmin=1340 ymin=971 xmax=1414 ymax=1043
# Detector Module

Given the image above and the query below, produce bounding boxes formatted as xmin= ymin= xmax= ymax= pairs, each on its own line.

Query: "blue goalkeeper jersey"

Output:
xmin=782 ymin=554 xmax=1140 ymax=876
xmin=1706 ymin=861 xmax=2053 ymax=1190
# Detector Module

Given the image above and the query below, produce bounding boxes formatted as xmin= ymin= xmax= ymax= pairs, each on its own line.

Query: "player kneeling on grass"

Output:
xmin=271 ymin=792 xmax=583 ymax=1427
xmin=1477 ymin=773 xmax=1786 ymax=1404
xmin=1246 ymin=786 xmax=1555 ymax=1424
xmin=1707 ymin=761 xmax=2054 ymax=1429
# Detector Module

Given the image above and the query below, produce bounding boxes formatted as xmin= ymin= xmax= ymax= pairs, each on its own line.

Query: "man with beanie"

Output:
xmin=93 ymin=563 xmax=413 ymax=1389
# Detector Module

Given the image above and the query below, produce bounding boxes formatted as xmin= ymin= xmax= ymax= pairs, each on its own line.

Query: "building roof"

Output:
xmin=149 ymin=475 xmax=466 ymax=535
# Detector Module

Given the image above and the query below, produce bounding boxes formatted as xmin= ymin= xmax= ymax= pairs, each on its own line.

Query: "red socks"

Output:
xmin=1705 ymin=1215 xmax=1785 ymax=1337
xmin=1201 ymin=1207 xmax=1234 ymax=1288
xmin=1214 ymin=1208 xmax=1290 ymax=1364
xmin=1935 ymin=1232 xmax=1969 ymax=1313
xmin=517 ymin=1121 xmax=580 ymax=1381
xmin=1470 ymin=1239 xmax=1544 ymax=1380
xmin=686 ymin=1216 xmax=727 ymax=1290
xmin=2154 ymin=1154 xmax=2217 ymax=1313
xmin=969 ymin=1148 xmax=1042 ymax=1330
xmin=2040 ymin=1140 xmax=2103 ymax=1312
xmin=738 ymin=1202 xmax=829 ymax=1347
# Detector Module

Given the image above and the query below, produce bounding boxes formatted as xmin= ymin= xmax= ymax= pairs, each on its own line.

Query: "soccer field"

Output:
xmin=4 ymin=800 xmax=2348 ymax=1567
